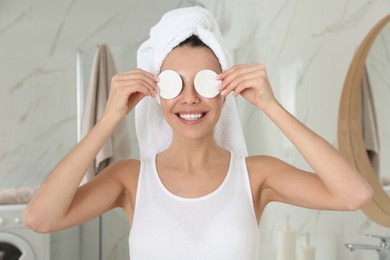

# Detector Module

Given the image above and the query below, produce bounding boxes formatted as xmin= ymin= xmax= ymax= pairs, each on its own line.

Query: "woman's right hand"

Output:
xmin=103 ymin=69 xmax=158 ymax=120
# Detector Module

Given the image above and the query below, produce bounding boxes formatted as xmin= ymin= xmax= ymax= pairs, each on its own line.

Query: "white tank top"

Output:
xmin=129 ymin=152 xmax=259 ymax=260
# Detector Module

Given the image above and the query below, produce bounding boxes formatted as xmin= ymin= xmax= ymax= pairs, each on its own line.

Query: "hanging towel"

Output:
xmin=135 ymin=7 xmax=248 ymax=158
xmin=81 ymin=44 xmax=132 ymax=184
xmin=361 ymin=65 xmax=380 ymax=176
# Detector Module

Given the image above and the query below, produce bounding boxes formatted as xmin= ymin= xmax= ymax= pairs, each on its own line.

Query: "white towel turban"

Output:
xmin=135 ymin=7 xmax=248 ymax=158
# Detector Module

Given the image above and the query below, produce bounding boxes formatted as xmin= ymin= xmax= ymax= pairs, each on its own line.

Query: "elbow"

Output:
xmin=23 ymin=208 xmax=52 ymax=234
xmin=345 ymin=185 xmax=373 ymax=211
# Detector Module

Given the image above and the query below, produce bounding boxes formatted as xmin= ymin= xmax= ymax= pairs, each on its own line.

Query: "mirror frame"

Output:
xmin=338 ymin=14 xmax=390 ymax=227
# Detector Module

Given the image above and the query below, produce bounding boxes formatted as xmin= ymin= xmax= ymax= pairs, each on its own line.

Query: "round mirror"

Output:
xmin=365 ymin=23 xmax=390 ymax=191
xmin=338 ymin=14 xmax=390 ymax=227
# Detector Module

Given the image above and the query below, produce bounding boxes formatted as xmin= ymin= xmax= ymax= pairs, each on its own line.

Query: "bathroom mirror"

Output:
xmin=366 ymin=22 xmax=390 ymax=191
xmin=338 ymin=14 xmax=390 ymax=227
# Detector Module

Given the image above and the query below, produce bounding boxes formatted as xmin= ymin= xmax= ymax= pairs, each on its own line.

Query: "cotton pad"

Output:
xmin=158 ymin=70 xmax=182 ymax=99
xmin=194 ymin=69 xmax=221 ymax=98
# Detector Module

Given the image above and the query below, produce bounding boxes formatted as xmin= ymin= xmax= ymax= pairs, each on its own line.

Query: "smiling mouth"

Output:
xmin=176 ymin=113 xmax=207 ymax=121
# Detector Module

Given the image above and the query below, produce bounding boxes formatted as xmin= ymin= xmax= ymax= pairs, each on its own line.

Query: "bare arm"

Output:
xmin=23 ymin=69 xmax=158 ymax=233
xmin=218 ymin=64 xmax=372 ymax=211
xmin=260 ymin=101 xmax=371 ymax=210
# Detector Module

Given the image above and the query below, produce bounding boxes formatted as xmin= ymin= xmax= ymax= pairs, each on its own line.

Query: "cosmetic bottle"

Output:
xmin=297 ymin=233 xmax=315 ymax=260
xmin=277 ymin=215 xmax=296 ymax=260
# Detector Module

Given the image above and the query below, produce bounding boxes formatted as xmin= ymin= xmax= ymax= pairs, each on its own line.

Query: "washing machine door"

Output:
xmin=0 ymin=232 xmax=35 ymax=260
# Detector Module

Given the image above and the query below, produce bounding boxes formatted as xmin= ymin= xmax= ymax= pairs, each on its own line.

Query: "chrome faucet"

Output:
xmin=345 ymin=234 xmax=390 ymax=260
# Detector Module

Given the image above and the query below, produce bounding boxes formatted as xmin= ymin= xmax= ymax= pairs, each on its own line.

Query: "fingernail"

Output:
xmin=221 ymin=89 xmax=227 ymax=96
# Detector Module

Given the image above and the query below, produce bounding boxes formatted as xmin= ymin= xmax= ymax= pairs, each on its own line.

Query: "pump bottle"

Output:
xmin=297 ymin=233 xmax=315 ymax=260
xmin=277 ymin=215 xmax=296 ymax=260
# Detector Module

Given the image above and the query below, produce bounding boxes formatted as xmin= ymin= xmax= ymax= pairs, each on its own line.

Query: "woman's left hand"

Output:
xmin=217 ymin=64 xmax=276 ymax=110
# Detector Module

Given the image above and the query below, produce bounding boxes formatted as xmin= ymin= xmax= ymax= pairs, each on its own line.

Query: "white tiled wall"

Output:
xmin=1 ymin=0 xmax=390 ymax=259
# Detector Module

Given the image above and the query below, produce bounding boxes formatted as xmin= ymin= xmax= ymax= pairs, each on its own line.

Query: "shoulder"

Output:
xmin=109 ymin=159 xmax=141 ymax=183
xmin=245 ymin=155 xmax=287 ymax=187
xmin=112 ymin=158 xmax=141 ymax=171
xmin=245 ymin=155 xmax=284 ymax=173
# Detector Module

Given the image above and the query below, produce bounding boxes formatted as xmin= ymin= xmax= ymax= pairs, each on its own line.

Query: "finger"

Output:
xmin=128 ymin=81 xmax=156 ymax=97
xmin=218 ymin=64 xmax=264 ymax=91
xmin=117 ymin=69 xmax=158 ymax=81
xmin=113 ymin=70 xmax=158 ymax=92
xmin=221 ymin=72 xmax=258 ymax=96
xmin=217 ymin=64 xmax=247 ymax=80
xmin=217 ymin=64 xmax=263 ymax=80
xmin=111 ymin=83 xmax=153 ymax=107
xmin=114 ymin=78 xmax=157 ymax=97
xmin=216 ymin=65 xmax=242 ymax=87
xmin=134 ymin=78 xmax=158 ymax=96
xmin=232 ymin=77 xmax=259 ymax=97
xmin=127 ymin=92 xmax=147 ymax=110
xmin=140 ymin=69 xmax=159 ymax=82
xmin=118 ymin=70 xmax=158 ymax=84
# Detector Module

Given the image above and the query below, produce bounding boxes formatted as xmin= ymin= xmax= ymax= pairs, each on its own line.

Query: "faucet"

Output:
xmin=345 ymin=234 xmax=390 ymax=260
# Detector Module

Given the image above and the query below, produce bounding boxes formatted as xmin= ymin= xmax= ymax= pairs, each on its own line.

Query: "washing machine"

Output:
xmin=0 ymin=204 xmax=50 ymax=260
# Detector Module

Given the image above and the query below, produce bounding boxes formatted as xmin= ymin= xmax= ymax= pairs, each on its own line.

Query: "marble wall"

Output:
xmin=1 ymin=0 xmax=390 ymax=259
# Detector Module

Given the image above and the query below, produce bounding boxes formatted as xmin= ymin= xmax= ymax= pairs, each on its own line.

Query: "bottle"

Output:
xmin=277 ymin=215 xmax=296 ymax=260
xmin=297 ymin=233 xmax=315 ymax=260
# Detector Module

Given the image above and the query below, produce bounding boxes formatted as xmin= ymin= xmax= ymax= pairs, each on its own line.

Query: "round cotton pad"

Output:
xmin=158 ymin=70 xmax=182 ymax=99
xmin=194 ymin=70 xmax=221 ymax=98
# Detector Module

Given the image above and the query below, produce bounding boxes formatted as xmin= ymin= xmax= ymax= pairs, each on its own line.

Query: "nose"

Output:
xmin=180 ymin=80 xmax=200 ymax=104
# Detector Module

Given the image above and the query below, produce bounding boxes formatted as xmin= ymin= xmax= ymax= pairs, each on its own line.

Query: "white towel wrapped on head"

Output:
xmin=137 ymin=7 xmax=231 ymax=75
xmin=135 ymin=7 xmax=247 ymax=158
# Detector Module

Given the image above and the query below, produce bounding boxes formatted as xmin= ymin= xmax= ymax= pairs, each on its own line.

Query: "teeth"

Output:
xmin=179 ymin=113 xmax=203 ymax=121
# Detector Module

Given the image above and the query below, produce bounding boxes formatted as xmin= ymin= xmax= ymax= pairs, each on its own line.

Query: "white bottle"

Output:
xmin=277 ymin=215 xmax=296 ymax=260
xmin=297 ymin=233 xmax=315 ymax=260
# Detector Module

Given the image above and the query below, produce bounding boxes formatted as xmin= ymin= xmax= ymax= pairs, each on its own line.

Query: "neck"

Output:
xmin=161 ymin=134 xmax=227 ymax=171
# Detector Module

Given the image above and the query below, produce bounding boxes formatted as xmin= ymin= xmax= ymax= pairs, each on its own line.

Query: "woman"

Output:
xmin=24 ymin=7 xmax=372 ymax=259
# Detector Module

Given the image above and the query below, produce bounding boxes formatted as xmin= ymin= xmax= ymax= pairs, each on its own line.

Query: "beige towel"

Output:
xmin=361 ymin=65 xmax=380 ymax=176
xmin=81 ymin=44 xmax=131 ymax=184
